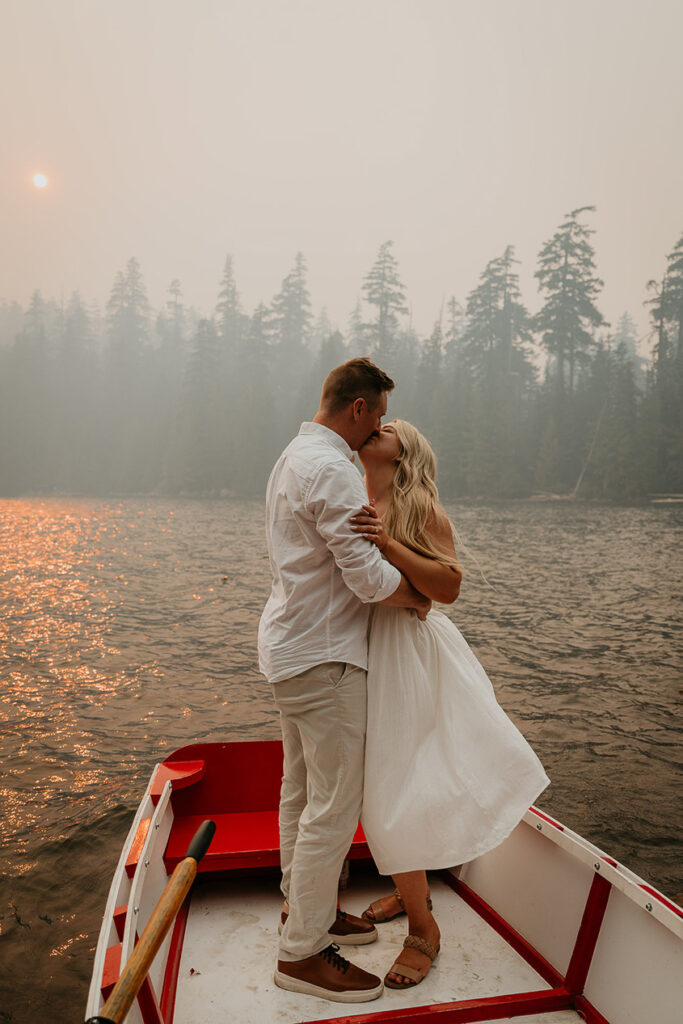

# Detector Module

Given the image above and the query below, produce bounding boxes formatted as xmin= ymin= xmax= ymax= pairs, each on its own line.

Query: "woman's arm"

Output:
xmin=351 ymin=504 xmax=462 ymax=604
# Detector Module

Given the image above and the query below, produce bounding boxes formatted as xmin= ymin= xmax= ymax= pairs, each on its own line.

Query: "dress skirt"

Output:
xmin=361 ymin=605 xmax=550 ymax=875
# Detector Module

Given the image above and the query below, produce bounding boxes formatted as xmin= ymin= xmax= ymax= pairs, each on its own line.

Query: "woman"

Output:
xmin=351 ymin=420 xmax=549 ymax=990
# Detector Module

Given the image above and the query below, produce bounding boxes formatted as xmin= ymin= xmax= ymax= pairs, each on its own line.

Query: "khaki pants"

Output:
xmin=271 ymin=661 xmax=367 ymax=962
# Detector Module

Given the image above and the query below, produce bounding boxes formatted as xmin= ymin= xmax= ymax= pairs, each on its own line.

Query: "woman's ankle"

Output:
xmin=406 ymin=912 xmax=439 ymax=937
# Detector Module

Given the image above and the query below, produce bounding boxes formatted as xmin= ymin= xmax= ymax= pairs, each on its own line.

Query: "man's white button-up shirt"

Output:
xmin=258 ymin=422 xmax=402 ymax=683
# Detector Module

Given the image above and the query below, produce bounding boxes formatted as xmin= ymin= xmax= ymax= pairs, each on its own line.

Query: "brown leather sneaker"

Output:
xmin=279 ymin=903 xmax=378 ymax=945
xmin=274 ymin=943 xmax=383 ymax=1002
xmin=329 ymin=908 xmax=378 ymax=944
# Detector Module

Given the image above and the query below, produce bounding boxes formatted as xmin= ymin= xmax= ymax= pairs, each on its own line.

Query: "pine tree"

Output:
xmin=156 ymin=280 xmax=187 ymax=370
xmin=534 ymin=207 xmax=605 ymax=394
xmin=228 ymin=303 xmax=278 ymax=492
xmin=645 ymin=277 xmax=670 ymax=387
xmin=444 ymin=296 xmax=466 ymax=370
xmin=458 ymin=249 xmax=536 ymax=495
xmin=661 ymin=233 xmax=683 ymax=487
xmin=613 ymin=311 xmax=646 ymax=387
xmin=347 ymin=298 xmax=366 ymax=357
xmin=215 ymin=255 xmax=245 ymax=356
xmin=463 ymin=246 xmax=533 ymax=383
xmin=103 ymin=258 xmax=152 ymax=490
xmin=642 ymin=231 xmax=683 ymax=492
xmin=270 ymin=252 xmax=313 ymax=415
xmin=661 ymin=232 xmax=683 ymax=359
xmin=414 ymin=318 xmax=443 ymax=435
xmin=311 ymin=307 xmax=333 ymax=352
xmin=271 ymin=252 xmax=313 ymax=354
xmin=432 ymin=297 xmax=471 ymax=497
xmin=106 ymin=257 xmax=150 ymax=373
xmin=53 ymin=292 xmax=98 ymax=491
xmin=151 ymin=281 xmax=187 ymax=494
xmin=613 ymin=312 xmax=638 ymax=361
xmin=362 ymin=241 xmax=408 ymax=365
xmin=577 ymin=341 xmax=641 ymax=500
xmin=168 ymin=319 xmax=224 ymax=493
xmin=317 ymin=329 xmax=347 ymax=377
xmin=1 ymin=291 xmax=53 ymax=493
xmin=0 ymin=300 xmax=24 ymax=352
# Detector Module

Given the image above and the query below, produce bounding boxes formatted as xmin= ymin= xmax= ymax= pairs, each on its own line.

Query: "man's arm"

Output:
xmin=306 ymin=460 xmax=403 ymax=604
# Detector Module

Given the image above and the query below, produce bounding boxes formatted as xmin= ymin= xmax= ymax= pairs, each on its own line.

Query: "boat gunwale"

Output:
xmin=523 ymin=807 xmax=682 ymax=938
xmin=121 ymin=781 xmax=175 ymax=971
xmin=85 ymin=765 xmax=164 ymax=1018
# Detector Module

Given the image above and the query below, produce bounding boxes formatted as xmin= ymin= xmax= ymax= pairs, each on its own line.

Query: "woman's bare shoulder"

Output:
xmin=426 ymin=505 xmax=458 ymax=559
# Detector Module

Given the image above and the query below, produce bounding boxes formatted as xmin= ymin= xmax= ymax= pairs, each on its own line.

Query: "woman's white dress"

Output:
xmin=361 ymin=605 xmax=550 ymax=876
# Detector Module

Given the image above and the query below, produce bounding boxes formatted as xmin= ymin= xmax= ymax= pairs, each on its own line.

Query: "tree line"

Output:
xmin=0 ymin=207 xmax=681 ymax=501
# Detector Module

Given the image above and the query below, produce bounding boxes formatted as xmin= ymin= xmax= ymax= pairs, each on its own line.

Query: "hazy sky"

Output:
xmin=2 ymin=0 xmax=682 ymax=345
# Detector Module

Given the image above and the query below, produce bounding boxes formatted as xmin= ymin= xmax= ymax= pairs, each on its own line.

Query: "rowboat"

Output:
xmin=85 ymin=739 xmax=682 ymax=1024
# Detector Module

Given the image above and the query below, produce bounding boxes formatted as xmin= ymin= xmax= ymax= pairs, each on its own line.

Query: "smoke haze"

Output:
xmin=2 ymin=0 xmax=682 ymax=338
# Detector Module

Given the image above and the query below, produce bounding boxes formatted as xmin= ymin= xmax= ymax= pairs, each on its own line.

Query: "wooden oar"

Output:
xmin=85 ymin=818 xmax=216 ymax=1024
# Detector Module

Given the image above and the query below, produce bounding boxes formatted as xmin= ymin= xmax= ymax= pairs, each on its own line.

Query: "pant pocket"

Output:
xmin=329 ymin=661 xmax=348 ymax=686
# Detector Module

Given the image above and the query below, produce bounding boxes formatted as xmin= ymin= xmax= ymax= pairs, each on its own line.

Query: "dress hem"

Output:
xmin=368 ymin=779 xmax=550 ymax=878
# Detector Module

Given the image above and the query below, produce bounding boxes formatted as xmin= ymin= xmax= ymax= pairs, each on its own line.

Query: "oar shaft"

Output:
xmin=100 ymin=857 xmax=196 ymax=1024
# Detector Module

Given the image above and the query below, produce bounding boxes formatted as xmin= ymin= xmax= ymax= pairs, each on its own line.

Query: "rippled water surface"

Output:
xmin=1 ymin=497 xmax=681 ymax=1022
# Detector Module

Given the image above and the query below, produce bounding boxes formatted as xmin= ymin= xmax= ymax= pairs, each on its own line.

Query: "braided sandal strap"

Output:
xmin=403 ymin=934 xmax=440 ymax=962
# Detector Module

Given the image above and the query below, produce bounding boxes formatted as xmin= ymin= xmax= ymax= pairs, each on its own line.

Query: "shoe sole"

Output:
xmin=274 ymin=970 xmax=383 ymax=1002
xmin=278 ymin=921 xmax=378 ymax=945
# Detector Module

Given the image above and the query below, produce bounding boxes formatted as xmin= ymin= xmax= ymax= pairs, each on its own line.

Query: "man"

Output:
xmin=258 ymin=357 xmax=430 ymax=1002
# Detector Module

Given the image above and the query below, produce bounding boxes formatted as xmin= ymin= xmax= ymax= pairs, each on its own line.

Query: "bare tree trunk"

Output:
xmin=571 ymin=402 xmax=606 ymax=498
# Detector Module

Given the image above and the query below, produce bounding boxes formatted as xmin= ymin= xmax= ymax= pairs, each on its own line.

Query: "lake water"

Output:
xmin=0 ymin=497 xmax=681 ymax=1023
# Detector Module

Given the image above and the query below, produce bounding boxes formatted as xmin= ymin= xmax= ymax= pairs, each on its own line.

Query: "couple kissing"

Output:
xmin=258 ymin=357 xmax=549 ymax=1003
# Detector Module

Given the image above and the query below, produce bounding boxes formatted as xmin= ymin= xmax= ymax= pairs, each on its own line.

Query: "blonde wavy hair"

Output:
xmin=384 ymin=420 xmax=462 ymax=572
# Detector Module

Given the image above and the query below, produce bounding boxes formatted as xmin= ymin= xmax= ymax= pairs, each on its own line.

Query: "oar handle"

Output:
xmin=85 ymin=819 xmax=216 ymax=1024
xmin=185 ymin=817 xmax=216 ymax=863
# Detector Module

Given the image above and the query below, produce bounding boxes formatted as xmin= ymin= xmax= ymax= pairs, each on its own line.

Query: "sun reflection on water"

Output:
xmin=0 ymin=499 xmax=171 ymax=857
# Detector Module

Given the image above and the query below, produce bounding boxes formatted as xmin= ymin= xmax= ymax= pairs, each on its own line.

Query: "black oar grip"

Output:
xmin=185 ymin=819 xmax=216 ymax=864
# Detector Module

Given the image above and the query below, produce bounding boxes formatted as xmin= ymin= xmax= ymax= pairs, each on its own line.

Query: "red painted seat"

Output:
xmin=159 ymin=740 xmax=369 ymax=873
xmin=164 ymin=811 xmax=368 ymax=872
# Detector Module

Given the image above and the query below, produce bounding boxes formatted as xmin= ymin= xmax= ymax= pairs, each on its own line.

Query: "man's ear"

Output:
xmin=351 ymin=397 xmax=366 ymax=421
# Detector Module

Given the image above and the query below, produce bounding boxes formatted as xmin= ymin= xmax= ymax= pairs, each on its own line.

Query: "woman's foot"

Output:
xmin=362 ymin=888 xmax=432 ymax=923
xmin=362 ymin=888 xmax=404 ymax=922
xmin=385 ymin=919 xmax=441 ymax=988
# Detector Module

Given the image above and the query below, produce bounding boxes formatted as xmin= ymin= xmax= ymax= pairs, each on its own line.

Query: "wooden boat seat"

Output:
xmin=157 ymin=739 xmax=369 ymax=873
xmin=164 ymin=811 xmax=368 ymax=872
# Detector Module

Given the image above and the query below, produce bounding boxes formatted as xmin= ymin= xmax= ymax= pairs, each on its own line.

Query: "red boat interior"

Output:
xmin=103 ymin=739 xmax=671 ymax=1024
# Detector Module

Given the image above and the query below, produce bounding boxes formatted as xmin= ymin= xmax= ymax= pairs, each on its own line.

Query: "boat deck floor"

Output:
xmin=174 ymin=868 xmax=583 ymax=1023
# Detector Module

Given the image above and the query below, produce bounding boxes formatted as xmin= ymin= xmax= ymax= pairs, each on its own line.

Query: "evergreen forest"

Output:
xmin=1 ymin=208 xmax=682 ymax=502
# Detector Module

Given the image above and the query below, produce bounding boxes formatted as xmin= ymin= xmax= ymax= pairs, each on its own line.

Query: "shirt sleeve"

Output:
xmin=305 ymin=459 xmax=402 ymax=603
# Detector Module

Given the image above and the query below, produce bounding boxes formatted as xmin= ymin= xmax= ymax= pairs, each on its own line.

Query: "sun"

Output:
xmin=33 ymin=173 xmax=48 ymax=188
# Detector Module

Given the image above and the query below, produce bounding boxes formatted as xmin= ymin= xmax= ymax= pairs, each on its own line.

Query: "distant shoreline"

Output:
xmin=2 ymin=490 xmax=681 ymax=506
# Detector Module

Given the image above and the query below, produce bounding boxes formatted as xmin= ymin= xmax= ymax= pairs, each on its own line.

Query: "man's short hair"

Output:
xmin=321 ymin=357 xmax=395 ymax=415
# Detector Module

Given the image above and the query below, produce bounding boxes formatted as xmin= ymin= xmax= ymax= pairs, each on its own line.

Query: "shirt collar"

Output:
xmin=299 ymin=422 xmax=355 ymax=462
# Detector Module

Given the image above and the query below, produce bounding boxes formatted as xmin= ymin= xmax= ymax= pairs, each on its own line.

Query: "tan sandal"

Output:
xmin=384 ymin=934 xmax=440 ymax=989
xmin=361 ymin=888 xmax=432 ymax=923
